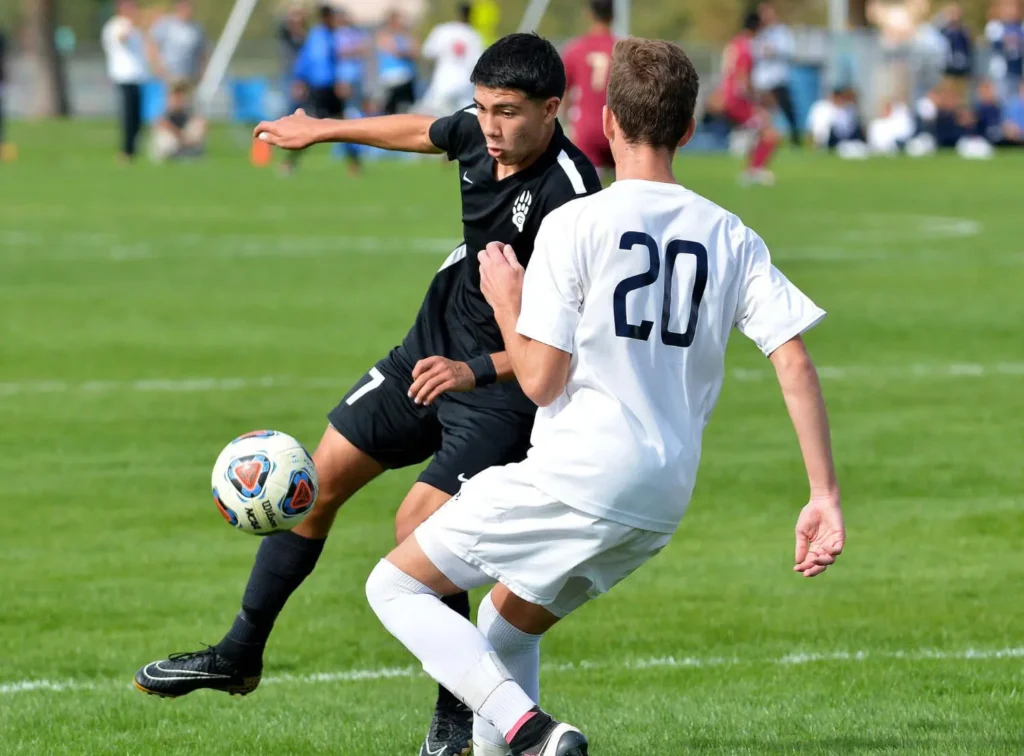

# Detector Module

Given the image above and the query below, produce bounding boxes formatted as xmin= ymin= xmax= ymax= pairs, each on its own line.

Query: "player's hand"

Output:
xmin=793 ymin=493 xmax=845 ymax=577
xmin=254 ymin=109 xmax=320 ymax=150
xmin=409 ymin=357 xmax=475 ymax=406
xmin=478 ymin=242 xmax=524 ymax=316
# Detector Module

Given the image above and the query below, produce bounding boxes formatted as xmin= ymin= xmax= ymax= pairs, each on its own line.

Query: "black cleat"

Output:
xmin=510 ymin=713 xmax=588 ymax=756
xmin=418 ymin=702 xmax=474 ymax=756
xmin=133 ymin=645 xmax=261 ymax=698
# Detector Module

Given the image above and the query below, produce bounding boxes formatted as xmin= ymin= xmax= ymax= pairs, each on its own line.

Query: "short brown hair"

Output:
xmin=606 ymin=38 xmax=700 ymax=150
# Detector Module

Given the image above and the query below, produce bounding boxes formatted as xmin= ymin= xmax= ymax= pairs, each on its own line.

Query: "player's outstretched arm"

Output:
xmin=769 ymin=336 xmax=845 ymax=578
xmin=254 ymin=109 xmax=443 ymax=154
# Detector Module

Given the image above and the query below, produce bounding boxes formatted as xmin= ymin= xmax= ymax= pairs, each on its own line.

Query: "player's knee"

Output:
xmin=365 ymin=558 xmax=427 ymax=620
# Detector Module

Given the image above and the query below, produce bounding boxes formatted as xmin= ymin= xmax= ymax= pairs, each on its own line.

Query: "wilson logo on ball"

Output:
xmin=228 ymin=455 xmax=272 ymax=498
xmin=281 ymin=469 xmax=316 ymax=517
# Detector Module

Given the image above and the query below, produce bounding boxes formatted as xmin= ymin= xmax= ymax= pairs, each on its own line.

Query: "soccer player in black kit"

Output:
xmin=134 ymin=33 xmax=600 ymax=756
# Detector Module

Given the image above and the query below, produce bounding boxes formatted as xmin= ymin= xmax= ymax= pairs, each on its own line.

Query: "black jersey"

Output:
xmin=399 ymin=107 xmax=601 ymax=413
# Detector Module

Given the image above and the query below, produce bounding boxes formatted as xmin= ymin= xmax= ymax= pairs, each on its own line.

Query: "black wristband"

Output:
xmin=466 ymin=354 xmax=497 ymax=387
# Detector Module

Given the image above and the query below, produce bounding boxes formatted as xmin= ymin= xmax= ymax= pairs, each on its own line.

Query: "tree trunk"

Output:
xmin=849 ymin=0 xmax=869 ymax=28
xmin=23 ymin=0 xmax=71 ymax=117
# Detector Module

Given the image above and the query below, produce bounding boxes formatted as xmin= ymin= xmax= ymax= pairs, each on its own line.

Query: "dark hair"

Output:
xmin=318 ymin=4 xmax=336 ymax=23
xmin=591 ymin=0 xmax=614 ymax=23
xmin=457 ymin=2 xmax=472 ymax=22
xmin=606 ymin=38 xmax=700 ymax=149
xmin=471 ymin=33 xmax=566 ymax=101
xmin=743 ymin=10 xmax=761 ymax=32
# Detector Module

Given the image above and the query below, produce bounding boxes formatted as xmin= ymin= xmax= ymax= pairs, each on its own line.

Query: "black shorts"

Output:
xmin=309 ymin=86 xmax=344 ymax=119
xmin=328 ymin=348 xmax=534 ymax=496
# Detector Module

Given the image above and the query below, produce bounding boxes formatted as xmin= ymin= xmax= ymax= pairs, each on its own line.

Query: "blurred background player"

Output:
xmin=149 ymin=80 xmax=207 ymax=162
xmin=101 ymin=0 xmax=150 ymax=164
xmin=277 ymin=4 xmax=308 ymax=114
xmin=561 ymin=0 xmax=616 ymax=179
xmin=419 ymin=3 xmax=483 ymax=117
xmin=377 ymin=10 xmax=419 ymax=115
xmin=0 ymin=24 xmax=8 ymax=162
xmin=986 ymin=0 xmax=1024 ymax=102
xmin=286 ymin=4 xmax=359 ymax=176
xmin=721 ymin=10 xmax=781 ymax=185
xmin=753 ymin=1 xmax=800 ymax=146
xmin=149 ymin=0 xmax=207 ymax=86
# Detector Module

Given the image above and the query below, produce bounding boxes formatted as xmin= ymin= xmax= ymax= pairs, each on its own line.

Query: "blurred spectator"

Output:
xmin=0 ymin=26 xmax=6 ymax=160
xmin=974 ymin=79 xmax=1005 ymax=141
xmin=376 ymin=10 xmax=419 ymax=115
xmin=278 ymin=4 xmax=307 ymax=111
xmin=986 ymin=0 xmax=1024 ymax=101
xmin=868 ymin=0 xmax=930 ymax=103
xmin=753 ymin=2 xmax=800 ymax=145
xmin=937 ymin=3 xmax=974 ymax=100
xmin=807 ymin=87 xmax=864 ymax=149
xmin=419 ymin=3 xmax=483 ymax=117
xmin=150 ymin=1 xmax=207 ymax=85
xmin=287 ymin=4 xmax=352 ymax=174
xmin=916 ymin=82 xmax=976 ymax=146
xmin=335 ymin=9 xmax=371 ymax=111
xmin=868 ymin=98 xmax=916 ymax=152
xmin=1000 ymin=78 xmax=1024 ymax=141
xmin=561 ymin=0 xmax=616 ymax=174
xmin=102 ymin=0 xmax=150 ymax=163
xmin=149 ymin=80 xmax=206 ymax=161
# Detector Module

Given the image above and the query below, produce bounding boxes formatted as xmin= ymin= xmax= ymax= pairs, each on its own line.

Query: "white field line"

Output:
xmin=1 ymin=363 xmax=1023 ymax=399
xmin=2 ymin=646 xmax=1021 ymax=696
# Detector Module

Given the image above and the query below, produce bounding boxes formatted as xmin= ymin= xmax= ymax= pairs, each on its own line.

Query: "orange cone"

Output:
xmin=250 ymin=138 xmax=272 ymax=167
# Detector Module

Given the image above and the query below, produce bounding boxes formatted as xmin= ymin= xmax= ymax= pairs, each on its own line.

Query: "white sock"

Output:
xmin=365 ymin=560 xmax=535 ymax=736
xmin=473 ymin=591 xmax=543 ymax=751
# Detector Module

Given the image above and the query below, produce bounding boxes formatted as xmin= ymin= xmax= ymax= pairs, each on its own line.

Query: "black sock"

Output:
xmin=216 ymin=531 xmax=325 ymax=667
xmin=508 ymin=707 xmax=553 ymax=754
xmin=436 ymin=592 xmax=472 ymax=711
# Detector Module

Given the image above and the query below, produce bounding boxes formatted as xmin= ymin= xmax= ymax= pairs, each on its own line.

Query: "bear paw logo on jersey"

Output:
xmin=512 ymin=190 xmax=532 ymax=232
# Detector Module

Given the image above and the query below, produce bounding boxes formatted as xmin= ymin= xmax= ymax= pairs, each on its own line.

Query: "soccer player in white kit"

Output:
xmin=419 ymin=3 xmax=484 ymax=116
xmin=366 ymin=38 xmax=846 ymax=756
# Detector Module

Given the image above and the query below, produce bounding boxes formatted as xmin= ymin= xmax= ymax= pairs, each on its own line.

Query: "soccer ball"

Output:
xmin=211 ymin=430 xmax=318 ymax=535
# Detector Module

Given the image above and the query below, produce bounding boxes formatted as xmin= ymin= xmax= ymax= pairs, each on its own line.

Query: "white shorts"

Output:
xmin=414 ymin=464 xmax=673 ymax=617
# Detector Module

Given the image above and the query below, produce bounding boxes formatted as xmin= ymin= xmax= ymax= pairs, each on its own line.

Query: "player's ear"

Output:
xmin=544 ymin=96 xmax=560 ymax=123
xmin=677 ymin=117 xmax=697 ymax=150
xmin=602 ymin=105 xmax=614 ymax=143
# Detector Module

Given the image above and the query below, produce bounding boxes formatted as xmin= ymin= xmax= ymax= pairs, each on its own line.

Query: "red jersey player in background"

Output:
xmin=561 ymin=0 xmax=616 ymax=178
xmin=721 ymin=10 xmax=781 ymax=185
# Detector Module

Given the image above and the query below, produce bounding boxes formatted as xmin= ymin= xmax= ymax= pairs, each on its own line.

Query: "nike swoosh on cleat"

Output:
xmin=144 ymin=662 xmax=231 ymax=680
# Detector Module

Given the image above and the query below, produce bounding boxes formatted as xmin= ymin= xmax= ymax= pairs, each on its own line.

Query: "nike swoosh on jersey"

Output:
xmin=462 ymin=172 xmax=473 ymax=184
xmin=457 ymin=473 xmax=471 ymax=483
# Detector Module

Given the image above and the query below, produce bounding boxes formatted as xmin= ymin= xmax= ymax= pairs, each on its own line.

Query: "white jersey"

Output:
xmin=422 ymin=21 xmax=483 ymax=101
xmin=516 ymin=180 xmax=825 ymax=534
xmin=102 ymin=16 xmax=149 ymax=84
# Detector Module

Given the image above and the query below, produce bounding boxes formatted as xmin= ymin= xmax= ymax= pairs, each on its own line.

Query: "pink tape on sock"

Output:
xmin=505 ymin=710 xmax=538 ymax=743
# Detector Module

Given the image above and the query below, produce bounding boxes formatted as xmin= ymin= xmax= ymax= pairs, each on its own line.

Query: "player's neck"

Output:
xmin=591 ymin=22 xmax=612 ymax=35
xmin=495 ymin=123 xmax=556 ymax=180
xmin=613 ymin=145 xmax=677 ymax=185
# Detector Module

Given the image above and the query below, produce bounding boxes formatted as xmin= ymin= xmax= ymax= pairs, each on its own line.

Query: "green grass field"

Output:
xmin=1 ymin=122 xmax=1022 ymax=755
